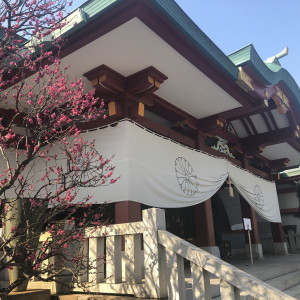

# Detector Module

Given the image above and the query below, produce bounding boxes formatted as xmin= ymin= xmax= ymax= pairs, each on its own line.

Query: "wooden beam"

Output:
xmin=240 ymin=118 xmax=253 ymax=136
xmin=274 ymin=174 xmax=300 ymax=183
xmin=174 ymin=119 xmax=198 ymax=131
xmin=220 ymin=105 xmax=267 ymax=121
xmin=241 ymin=127 xmax=296 ymax=148
xmin=133 ymin=116 xmax=196 ymax=148
xmin=146 ymin=93 xmax=198 ymax=123
xmin=198 ymin=115 xmax=226 ymax=132
xmin=280 ymin=208 xmax=299 ymax=214
xmin=288 ymin=139 xmax=300 ymax=153
xmin=78 ymin=115 xmax=122 ymax=131
xmin=204 ymin=125 xmax=240 ymax=148
xmin=243 ymin=144 xmax=264 ymax=157
xmin=270 ymin=158 xmax=290 ymax=171
xmin=124 ymin=92 xmax=154 ymax=107
xmin=245 ymin=116 xmax=258 ymax=135
xmin=260 ymin=112 xmax=273 ymax=132
xmin=266 ymin=110 xmax=279 ymax=130
xmin=128 ymin=102 xmax=145 ymax=118
xmin=277 ymin=187 xmax=296 ymax=194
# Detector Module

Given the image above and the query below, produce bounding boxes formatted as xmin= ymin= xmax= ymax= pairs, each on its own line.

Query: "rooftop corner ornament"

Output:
xmin=236 ymin=47 xmax=292 ymax=115
xmin=265 ymin=47 xmax=289 ymax=66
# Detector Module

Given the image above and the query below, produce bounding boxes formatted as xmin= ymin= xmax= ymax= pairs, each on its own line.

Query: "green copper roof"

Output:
xmin=79 ymin=0 xmax=122 ymax=20
xmin=265 ymin=63 xmax=282 ymax=73
xmin=229 ymin=44 xmax=300 ymax=113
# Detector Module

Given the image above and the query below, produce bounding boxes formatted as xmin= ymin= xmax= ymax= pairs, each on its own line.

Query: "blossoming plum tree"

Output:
xmin=0 ymin=0 xmax=116 ymax=298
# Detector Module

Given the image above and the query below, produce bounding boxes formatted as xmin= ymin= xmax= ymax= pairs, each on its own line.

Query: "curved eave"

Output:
xmin=62 ymin=0 xmax=239 ymax=81
xmin=146 ymin=0 xmax=238 ymax=80
xmin=229 ymin=44 xmax=300 ymax=114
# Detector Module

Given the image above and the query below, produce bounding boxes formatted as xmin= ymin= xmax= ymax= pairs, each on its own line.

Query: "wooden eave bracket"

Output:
xmin=236 ymin=67 xmax=254 ymax=93
xmin=126 ymin=66 xmax=168 ymax=96
xmin=230 ymin=143 xmax=243 ymax=154
xmin=236 ymin=67 xmax=293 ymax=116
xmin=83 ymin=65 xmax=167 ymax=106
xmin=198 ymin=115 xmax=227 ymax=132
xmin=272 ymin=85 xmax=290 ymax=114
xmin=83 ymin=64 xmax=126 ymax=94
xmin=107 ymin=101 xmax=123 ymax=117
xmin=174 ymin=119 xmax=198 ymax=131
xmin=243 ymin=144 xmax=264 ymax=157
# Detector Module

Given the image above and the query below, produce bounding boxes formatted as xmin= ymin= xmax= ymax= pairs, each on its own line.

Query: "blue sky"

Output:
xmin=174 ymin=0 xmax=300 ymax=85
xmin=71 ymin=0 xmax=300 ymax=86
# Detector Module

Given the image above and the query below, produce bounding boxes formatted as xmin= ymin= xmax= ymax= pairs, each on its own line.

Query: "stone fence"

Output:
xmin=286 ymin=230 xmax=300 ymax=252
xmin=0 ymin=208 xmax=295 ymax=299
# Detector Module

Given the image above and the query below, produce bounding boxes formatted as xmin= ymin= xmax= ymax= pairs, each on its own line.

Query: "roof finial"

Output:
xmin=265 ymin=47 xmax=288 ymax=66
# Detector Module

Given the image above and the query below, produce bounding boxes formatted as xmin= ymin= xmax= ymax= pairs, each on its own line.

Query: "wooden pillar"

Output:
xmin=240 ymin=197 xmax=264 ymax=258
xmin=193 ymin=200 xmax=215 ymax=247
xmin=115 ymin=201 xmax=141 ymax=224
xmin=194 ymin=134 xmax=220 ymax=256
xmin=115 ymin=201 xmax=142 ymax=251
xmin=195 ymin=133 xmax=216 ymax=247
xmin=271 ymin=222 xmax=288 ymax=255
xmin=240 ymin=197 xmax=260 ymax=244
xmin=271 ymin=222 xmax=285 ymax=243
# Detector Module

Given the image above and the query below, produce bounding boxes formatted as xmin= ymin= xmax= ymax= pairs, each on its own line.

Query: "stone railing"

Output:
xmin=159 ymin=229 xmax=295 ymax=300
xmin=286 ymin=230 xmax=300 ymax=252
xmin=1 ymin=208 xmax=296 ymax=299
xmin=70 ymin=207 xmax=166 ymax=298
xmin=70 ymin=208 xmax=294 ymax=299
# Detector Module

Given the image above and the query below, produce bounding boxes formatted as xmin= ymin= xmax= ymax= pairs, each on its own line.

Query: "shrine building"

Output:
xmin=9 ymin=0 xmax=300 ymax=258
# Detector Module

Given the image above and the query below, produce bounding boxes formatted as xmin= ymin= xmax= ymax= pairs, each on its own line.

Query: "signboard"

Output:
xmin=243 ymin=218 xmax=252 ymax=231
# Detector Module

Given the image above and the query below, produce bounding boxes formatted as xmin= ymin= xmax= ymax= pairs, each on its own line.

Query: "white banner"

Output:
xmin=76 ymin=120 xmax=281 ymax=223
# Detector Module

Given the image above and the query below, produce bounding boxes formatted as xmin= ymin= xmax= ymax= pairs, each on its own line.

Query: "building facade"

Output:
xmin=4 ymin=0 xmax=300 ymax=258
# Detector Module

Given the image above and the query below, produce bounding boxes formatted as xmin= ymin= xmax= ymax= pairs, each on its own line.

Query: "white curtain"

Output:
xmin=59 ymin=120 xmax=281 ymax=223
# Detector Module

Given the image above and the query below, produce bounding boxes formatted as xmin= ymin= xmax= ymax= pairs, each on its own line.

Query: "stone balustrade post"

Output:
xmin=288 ymin=230 xmax=296 ymax=252
xmin=143 ymin=208 xmax=168 ymax=298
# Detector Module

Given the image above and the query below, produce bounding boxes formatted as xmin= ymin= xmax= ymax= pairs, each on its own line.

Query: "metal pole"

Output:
xmin=248 ymin=229 xmax=253 ymax=265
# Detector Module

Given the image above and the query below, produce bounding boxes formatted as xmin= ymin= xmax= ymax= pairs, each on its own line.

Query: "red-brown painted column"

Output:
xmin=193 ymin=200 xmax=215 ymax=247
xmin=115 ymin=201 xmax=142 ymax=250
xmin=193 ymin=199 xmax=220 ymax=257
xmin=268 ymin=171 xmax=288 ymax=254
xmin=240 ymin=198 xmax=260 ymax=244
xmin=194 ymin=133 xmax=220 ymax=257
xmin=240 ymin=197 xmax=263 ymax=258
xmin=271 ymin=222 xmax=288 ymax=255
xmin=115 ymin=201 xmax=141 ymax=224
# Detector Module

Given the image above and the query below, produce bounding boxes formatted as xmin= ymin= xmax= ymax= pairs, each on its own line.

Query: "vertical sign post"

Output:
xmin=243 ymin=218 xmax=253 ymax=266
